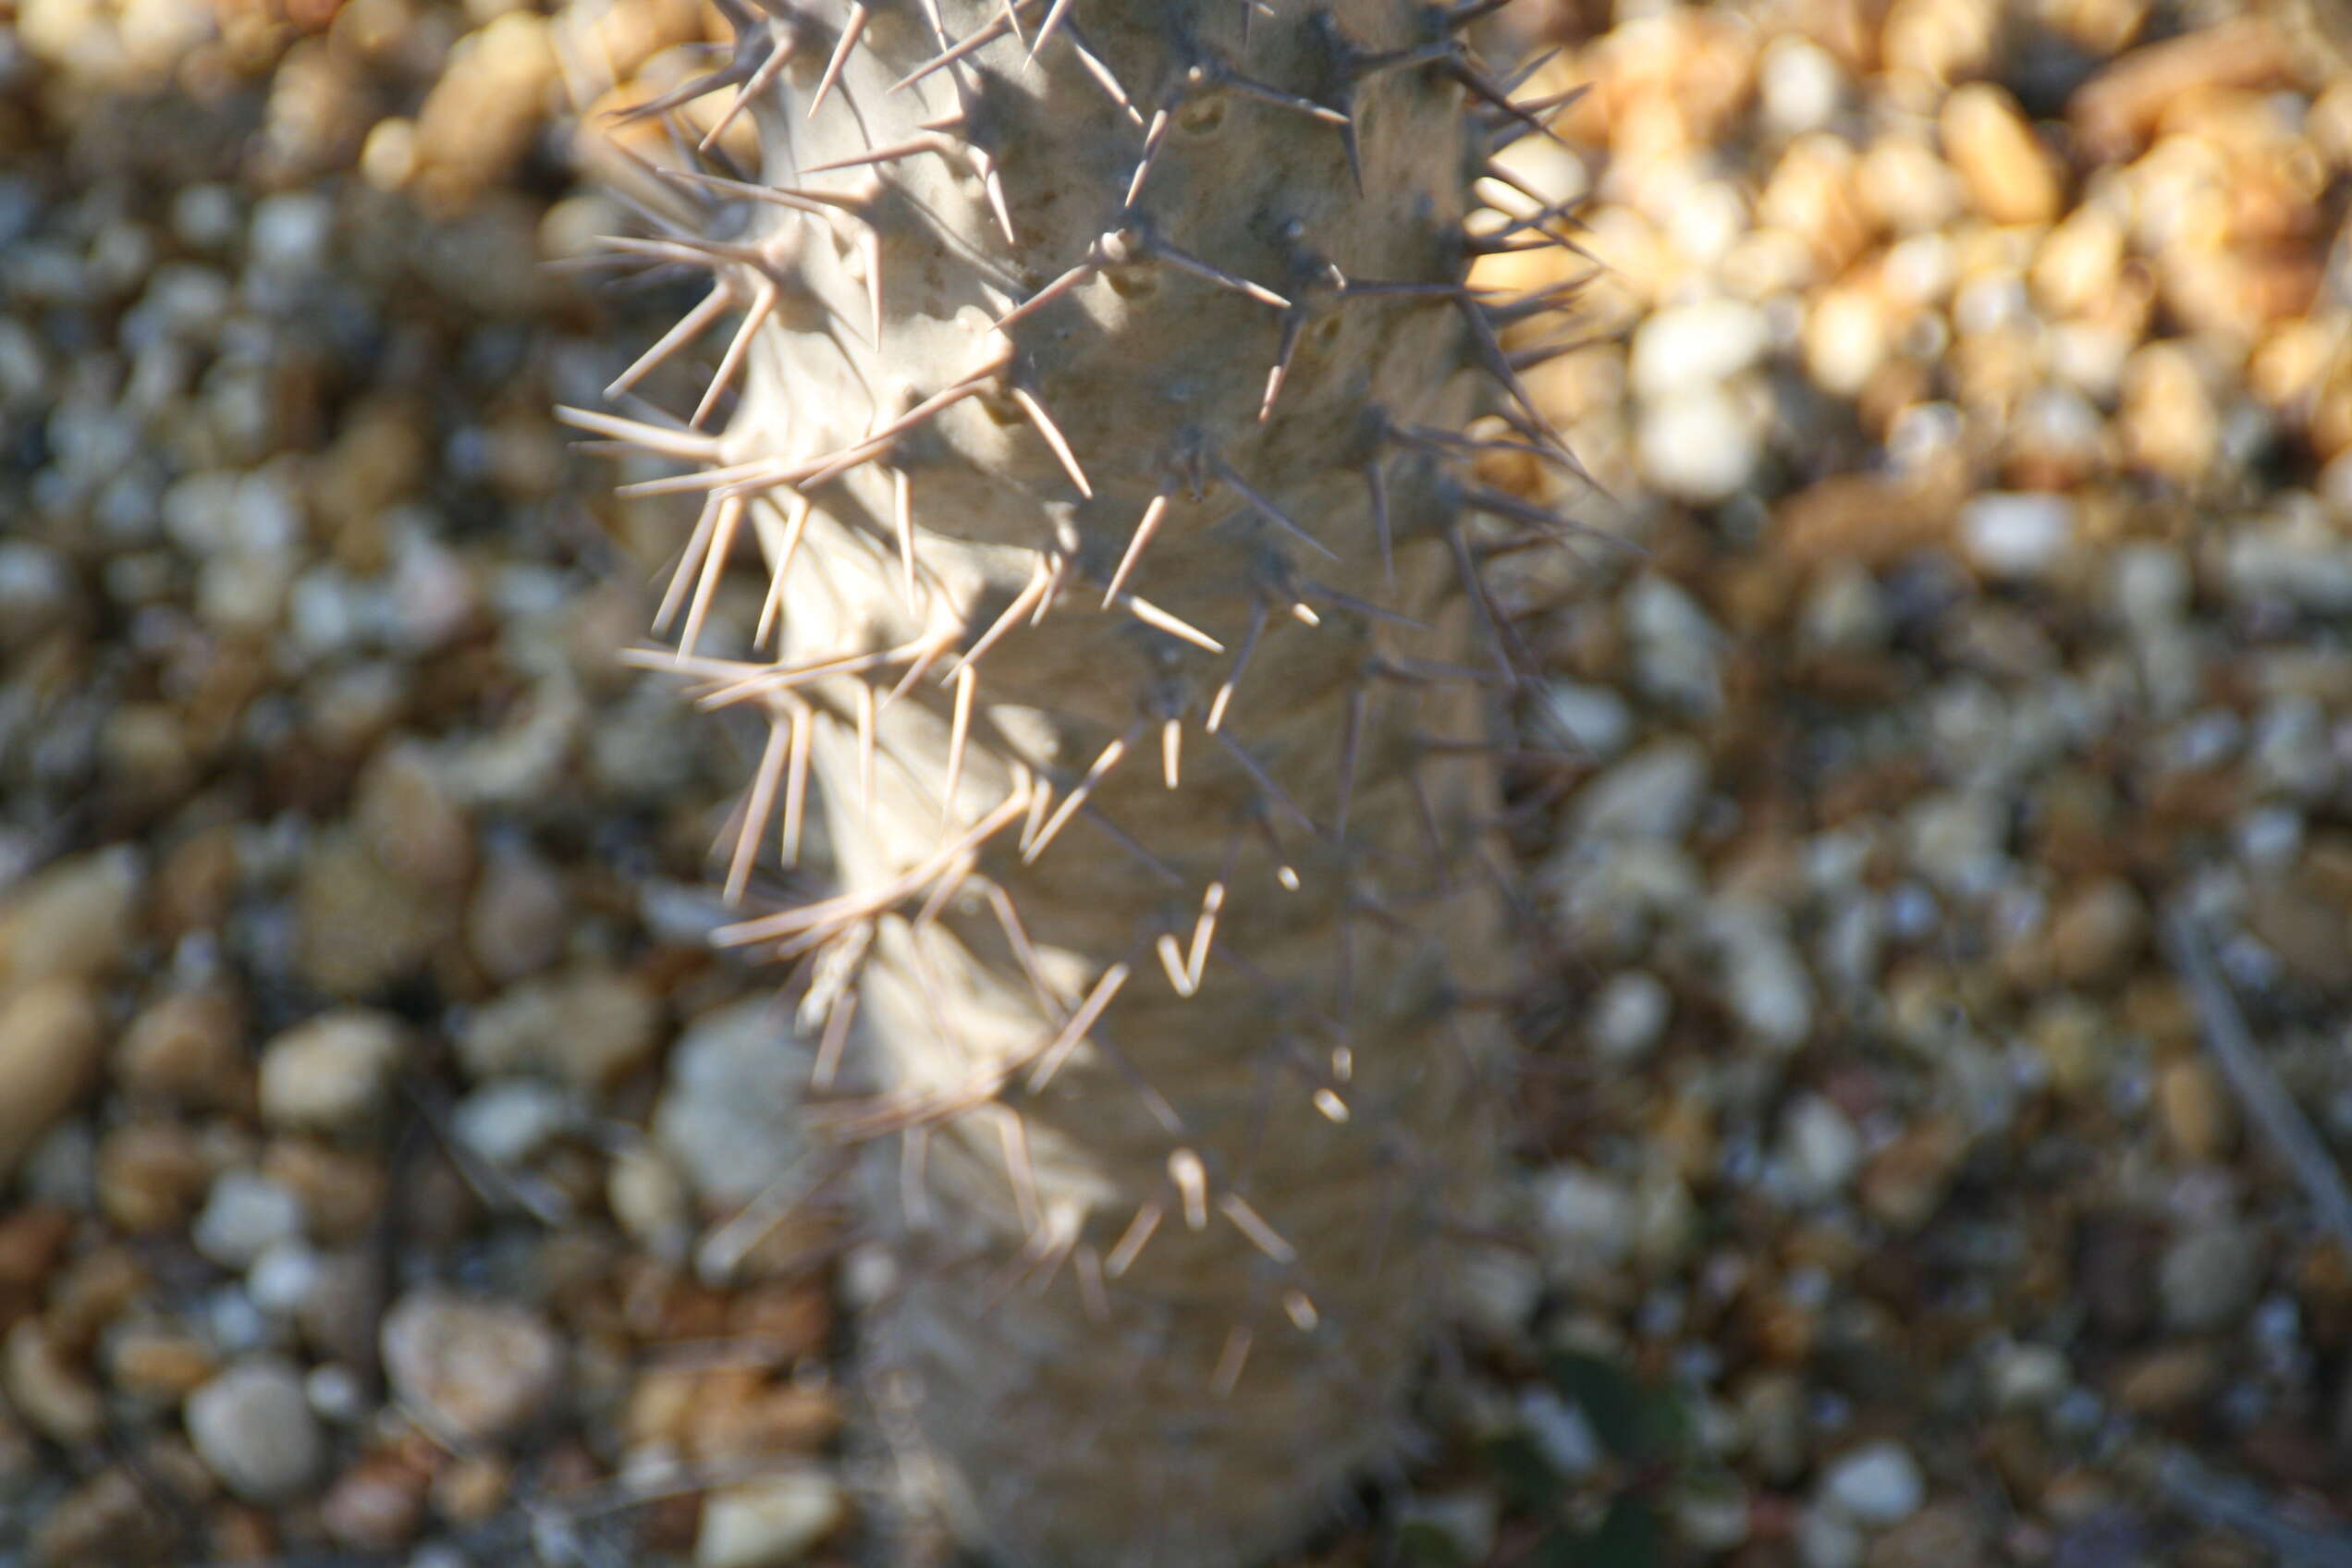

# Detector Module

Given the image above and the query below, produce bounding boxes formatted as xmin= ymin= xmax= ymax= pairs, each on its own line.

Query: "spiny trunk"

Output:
xmin=570 ymin=3 xmax=1558 ymax=1561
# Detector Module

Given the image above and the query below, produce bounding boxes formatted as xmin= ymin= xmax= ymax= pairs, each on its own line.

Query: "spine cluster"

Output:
xmin=568 ymin=2 xmax=1583 ymax=1561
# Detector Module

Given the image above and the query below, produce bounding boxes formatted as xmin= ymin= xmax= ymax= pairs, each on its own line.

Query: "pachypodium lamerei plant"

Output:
xmin=564 ymin=2 xmax=1584 ymax=1561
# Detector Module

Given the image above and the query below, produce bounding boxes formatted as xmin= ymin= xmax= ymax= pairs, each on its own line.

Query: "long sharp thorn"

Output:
xmin=1363 ymin=460 xmax=1393 ymax=587
xmin=1206 ymin=602 xmax=1266 ymax=732
xmin=703 ymin=34 xmax=799 ymax=150
xmin=655 ymin=496 xmax=721 ymax=635
xmin=679 ymin=493 xmax=745 ymax=658
xmin=606 ymin=287 xmax=731 ymax=398
xmin=556 ymin=406 xmax=724 ymax=463
xmin=1026 ymin=962 xmax=1132 ymax=1092
xmin=1024 ymin=727 xmax=1136 ymax=864
xmin=1161 ymin=717 xmax=1181 ymax=789
xmin=994 ymin=255 xmax=1100 ymax=334
xmin=1116 ymin=592 xmax=1223 ymax=652
xmin=943 ymin=665 xmax=975 ymax=823
xmin=891 ymin=469 xmax=917 ymax=607
xmin=812 ymin=989 xmax=856 ymax=1090
xmin=1217 ymin=730 xmax=1317 ymax=836
xmin=805 ymin=134 xmax=945 ymax=175
xmin=726 ymin=714 xmax=791 ymax=905
xmin=1063 ymin=21 xmax=1144 ymax=123
xmin=755 ymin=492 xmax=814 ymax=650
xmin=1106 ymin=1200 xmax=1161 ymax=1276
xmin=975 ymin=153 xmax=1018 ymax=244
xmin=1259 ymin=311 xmax=1305 ymax=421
xmin=692 ymin=277 xmax=776 ymax=427
xmin=889 ymin=4 xmax=1026 ymax=91
xmin=1027 ymin=0 xmax=1077 ymax=62
xmin=1186 ymin=878 xmax=1225 ymax=989
xmin=1157 ymin=933 xmax=1193 ymax=995
xmin=1124 ymin=110 xmax=1171 ymax=207
xmin=1213 ymin=460 xmax=1335 ymax=559
xmin=781 ymin=702 xmax=814 ymax=864
xmin=1149 ymin=239 xmax=1290 ymax=309
xmin=1219 ymin=1194 xmax=1295 ymax=1264
xmin=1337 ymin=686 xmax=1365 ymax=841
xmin=1103 ymin=492 xmax=1170 ymax=606
xmin=955 ymin=567 xmax=1049 ymax=678
xmin=808 ymin=3 xmax=868 ymax=117
xmin=996 ymin=1108 xmax=1041 ymax=1236
xmin=1220 ymin=72 xmax=1348 ymax=126
xmin=1010 ymin=387 xmax=1092 ymax=496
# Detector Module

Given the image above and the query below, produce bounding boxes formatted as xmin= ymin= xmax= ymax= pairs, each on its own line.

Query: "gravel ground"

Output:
xmin=6 ymin=1 xmax=2352 ymax=1565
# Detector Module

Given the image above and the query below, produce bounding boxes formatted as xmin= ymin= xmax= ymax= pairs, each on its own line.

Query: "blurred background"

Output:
xmin=5 ymin=0 xmax=2352 ymax=1564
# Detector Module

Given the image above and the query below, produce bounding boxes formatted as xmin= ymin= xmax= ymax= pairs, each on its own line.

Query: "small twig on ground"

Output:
xmin=2162 ymin=905 xmax=2352 ymax=1250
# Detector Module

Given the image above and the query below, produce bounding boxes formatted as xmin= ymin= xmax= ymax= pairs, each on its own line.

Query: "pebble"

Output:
xmin=114 ymin=986 xmax=249 ymax=1110
xmin=4 ymin=1318 xmax=104 ymax=1444
xmin=192 ymin=1170 xmax=307 ymax=1270
xmin=1818 ymin=1439 xmax=1926 ymax=1525
xmin=1960 ymin=493 xmax=2076 ymax=581
xmin=258 ymin=1009 xmax=405 ymax=1134
xmin=694 ymin=1473 xmax=848 ymax=1567
xmin=380 ymin=1289 xmax=562 ymax=1443
xmin=1989 ymin=1341 xmax=2071 ymax=1410
xmin=1778 ymin=1093 xmax=1863 ymax=1201
xmin=1569 ymin=736 xmax=1709 ymax=841
xmin=654 ymin=998 xmax=815 ymax=1208
xmin=185 ymin=1357 xmax=325 ymax=1503
xmin=0 ymin=979 xmax=104 ymax=1180
xmin=1531 ymin=680 xmax=1634 ymax=759
xmin=457 ymin=965 xmax=661 ymax=1090
xmin=1708 ymin=906 xmax=1815 ymax=1049
xmin=451 ymin=1077 xmax=576 ymax=1168
xmin=1586 ymin=970 xmax=1672 ymax=1062
xmin=1630 ymin=297 xmax=1772 ymax=399
xmin=0 ymin=845 xmax=140 ymax=988
xmin=1623 ymin=576 xmax=1725 ymax=713
xmin=1942 ymin=82 xmax=2062 ymax=226
xmin=464 ymin=844 xmax=570 ymax=982
xmin=1532 ymin=1166 xmax=1635 ymax=1283
xmin=1636 ymin=381 xmax=1763 ymax=502
xmin=2158 ymin=1222 xmax=2266 ymax=1332
xmin=2044 ymin=878 xmax=2148 ymax=988
xmin=1796 ymin=1503 xmax=1865 ymax=1568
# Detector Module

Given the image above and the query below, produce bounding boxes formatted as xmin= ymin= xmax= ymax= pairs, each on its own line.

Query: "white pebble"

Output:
xmin=1819 ymin=1440 xmax=1925 ymax=1525
xmin=1631 ymin=298 xmax=1771 ymax=398
xmin=192 ymin=1172 xmax=306 ymax=1269
xmin=1960 ymin=493 xmax=2075 ymax=581
xmin=695 ymin=1473 xmax=847 ymax=1567
xmin=1587 ymin=972 xmax=1671 ymax=1062
xmin=1759 ymin=35 xmax=1845 ymax=133
xmin=187 ymin=1358 xmax=325 ymax=1503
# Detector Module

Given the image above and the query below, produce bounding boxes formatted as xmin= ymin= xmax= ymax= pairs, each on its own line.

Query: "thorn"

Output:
xmin=1024 ymin=962 xmax=1131 ymax=1091
xmin=726 ymin=714 xmax=791 ymax=905
xmin=654 ymin=493 xmax=721 ymax=637
xmin=1185 ymin=879 xmax=1223 ymax=989
xmin=755 ymin=492 xmax=814 ymax=650
xmin=1115 ymin=591 xmax=1223 ymax=653
xmin=1023 ymin=726 xmax=1137 ymax=864
xmin=992 ymin=253 xmax=1101 ymax=334
xmin=985 ymin=880 xmax=1057 ymax=1010
xmin=1449 ymin=57 xmax=1570 ymax=148
xmin=1206 ymin=602 xmax=1267 ymax=732
xmin=1210 ymin=1325 xmax=1252 ymax=1397
xmin=1217 ymin=1193 xmax=1295 ymax=1264
xmin=1362 ymin=460 xmax=1393 ymax=587
xmin=556 ymin=406 xmax=723 ymax=464
xmin=1214 ymin=67 xmax=1349 ymax=127
xmin=1168 ymin=1148 xmax=1209 ymax=1231
xmin=994 ymin=1106 xmax=1042 ymax=1236
xmin=1258 ymin=311 xmax=1305 ymax=421
xmin=1160 ymin=717 xmax=1182 ymax=789
xmin=891 ymin=468 xmax=917 ymax=607
xmin=812 ymin=988 xmax=857 ymax=1090
xmin=942 ymin=664 xmax=975 ymax=824
xmin=1106 ymin=1200 xmax=1161 ymax=1276
xmin=1312 ymin=1089 xmax=1348 ymax=1123
xmin=1062 ymin=20 xmax=1145 ymax=123
xmin=952 ymin=557 xmax=1054 ymax=678
xmin=1124 ymin=109 xmax=1171 ymax=208
xmin=1216 ymin=730 xmax=1317 ymax=837
xmin=605 ymin=287 xmax=732 ymax=399
xmin=1212 ymin=459 xmax=1335 ymax=559
xmin=782 ymin=699 xmax=815 ymax=864
xmin=679 ymin=493 xmax=745 ymax=659
xmin=1027 ymin=0 xmax=1077 ymax=62
xmin=861 ymin=227 xmax=884 ymax=348
xmin=1336 ymin=686 xmax=1365 ymax=841
xmin=1156 ymin=934 xmax=1193 ymax=996
xmin=693 ymin=276 xmax=778 ymax=427
xmin=1147 ymin=237 xmax=1291 ymax=310
xmin=1102 ymin=492 xmax=1171 ymax=606
xmin=808 ymin=2 xmax=869 ymax=117
xmin=1009 ymin=387 xmax=1091 ymax=496
xmin=804 ymin=133 xmax=952 ymax=176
